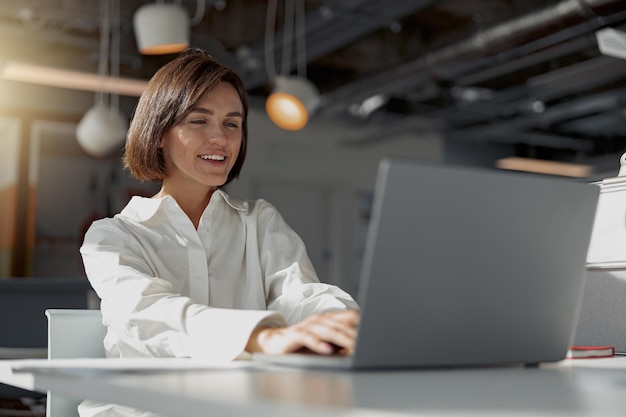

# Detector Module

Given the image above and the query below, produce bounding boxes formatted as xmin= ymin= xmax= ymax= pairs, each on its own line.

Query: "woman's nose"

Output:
xmin=207 ymin=126 xmax=227 ymax=144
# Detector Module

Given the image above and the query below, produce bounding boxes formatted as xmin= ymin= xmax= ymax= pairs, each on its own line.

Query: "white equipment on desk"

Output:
xmin=575 ymin=152 xmax=626 ymax=354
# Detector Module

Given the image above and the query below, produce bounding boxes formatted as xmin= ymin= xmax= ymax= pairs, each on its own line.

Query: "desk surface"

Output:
xmin=2 ymin=356 xmax=626 ymax=417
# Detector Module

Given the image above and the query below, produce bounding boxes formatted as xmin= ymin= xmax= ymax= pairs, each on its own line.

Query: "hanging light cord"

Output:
xmin=96 ymin=0 xmax=111 ymax=106
xmin=190 ymin=0 xmax=207 ymax=26
xmin=280 ymin=0 xmax=294 ymax=76
xmin=96 ymin=0 xmax=121 ymax=111
xmin=265 ymin=0 xmax=308 ymax=80
xmin=110 ymin=0 xmax=120 ymax=112
xmin=264 ymin=0 xmax=278 ymax=79
xmin=295 ymin=0 xmax=307 ymax=78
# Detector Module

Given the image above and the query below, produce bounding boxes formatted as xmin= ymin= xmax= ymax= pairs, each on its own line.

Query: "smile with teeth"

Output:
xmin=199 ymin=154 xmax=225 ymax=161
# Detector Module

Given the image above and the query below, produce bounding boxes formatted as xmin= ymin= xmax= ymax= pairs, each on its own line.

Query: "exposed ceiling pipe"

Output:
xmin=432 ymin=52 xmax=626 ymax=127
xmin=452 ymin=86 xmax=626 ymax=142
xmin=454 ymin=27 xmax=600 ymax=87
xmin=320 ymin=0 xmax=625 ymax=110
xmin=243 ymin=0 xmax=438 ymax=89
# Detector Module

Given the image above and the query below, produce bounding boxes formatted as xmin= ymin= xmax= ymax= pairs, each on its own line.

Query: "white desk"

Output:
xmin=2 ymin=357 xmax=626 ymax=417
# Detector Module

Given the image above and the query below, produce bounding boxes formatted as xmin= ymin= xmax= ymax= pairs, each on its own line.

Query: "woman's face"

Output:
xmin=159 ymin=82 xmax=244 ymax=191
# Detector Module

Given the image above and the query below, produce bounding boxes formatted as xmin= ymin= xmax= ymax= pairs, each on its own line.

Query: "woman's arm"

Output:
xmin=252 ymin=199 xmax=359 ymax=321
xmin=81 ymin=219 xmax=285 ymax=361
xmin=249 ymin=200 xmax=361 ymax=354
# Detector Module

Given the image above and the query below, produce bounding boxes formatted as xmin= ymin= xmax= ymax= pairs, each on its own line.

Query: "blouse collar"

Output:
xmin=120 ymin=189 xmax=247 ymax=223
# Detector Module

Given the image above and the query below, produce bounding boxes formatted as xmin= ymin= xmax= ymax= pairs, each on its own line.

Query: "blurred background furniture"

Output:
xmin=0 ymin=278 xmax=95 ymax=398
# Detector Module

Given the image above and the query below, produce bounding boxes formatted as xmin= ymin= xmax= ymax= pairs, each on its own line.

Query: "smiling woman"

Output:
xmin=153 ymin=82 xmax=244 ymax=227
xmin=78 ymin=48 xmax=359 ymax=417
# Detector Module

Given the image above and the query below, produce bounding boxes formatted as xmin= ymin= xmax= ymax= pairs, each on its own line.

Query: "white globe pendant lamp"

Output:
xmin=76 ymin=103 xmax=128 ymax=158
xmin=133 ymin=3 xmax=190 ymax=55
xmin=266 ymin=75 xmax=319 ymax=131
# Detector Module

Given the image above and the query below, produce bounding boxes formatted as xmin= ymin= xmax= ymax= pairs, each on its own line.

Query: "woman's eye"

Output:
xmin=225 ymin=121 xmax=239 ymax=128
xmin=190 ymin=119 xmax=206 ymax=125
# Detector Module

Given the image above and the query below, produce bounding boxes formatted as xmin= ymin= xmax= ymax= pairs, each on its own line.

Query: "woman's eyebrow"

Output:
xmin=189 ymin=107 xmax=243 ymax=118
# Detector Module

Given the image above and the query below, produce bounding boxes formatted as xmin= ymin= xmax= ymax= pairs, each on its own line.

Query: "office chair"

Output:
xmin=45 ymin=309 xmax=106 ymax=417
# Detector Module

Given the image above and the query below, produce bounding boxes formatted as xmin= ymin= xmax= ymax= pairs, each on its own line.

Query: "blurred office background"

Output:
xmin=0 ymin=0 xmax=625 ymax=297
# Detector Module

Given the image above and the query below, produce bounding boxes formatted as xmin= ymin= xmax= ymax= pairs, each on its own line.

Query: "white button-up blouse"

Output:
xmin=80 ymin=189 xmax=358 ymax=361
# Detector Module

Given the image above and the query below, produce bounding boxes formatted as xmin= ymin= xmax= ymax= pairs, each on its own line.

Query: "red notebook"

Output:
xmin=566 ymin=345 xmax=615 ymax=359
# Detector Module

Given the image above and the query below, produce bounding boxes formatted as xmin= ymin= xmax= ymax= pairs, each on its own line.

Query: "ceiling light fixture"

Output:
xmin=496 ymin=157 xmax=593 ymax=178
xmin=264 ymin=0 xmax=319 ymax=131
xmin=133 ymin=2 xmax=190 ymax=55
xmin=596 ymin=27 xmax=626 ymax=60
xmin=76 ymin=0 xmax=128 ymax=158
xmin=76 ymin=102 xmax=128 ymax=157
xmin=266 ymin=75 xmax=319 ymax=131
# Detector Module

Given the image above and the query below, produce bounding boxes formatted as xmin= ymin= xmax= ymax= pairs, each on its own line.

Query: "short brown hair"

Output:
xmin=123 ymin=48 xmax=248 ymax=185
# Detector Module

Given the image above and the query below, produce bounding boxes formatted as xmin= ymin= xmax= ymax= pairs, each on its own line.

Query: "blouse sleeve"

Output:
xmin=252 ymin=200 xmax=359 ymax=325
xmin=81 ymin=219 xmax=285 ymax=362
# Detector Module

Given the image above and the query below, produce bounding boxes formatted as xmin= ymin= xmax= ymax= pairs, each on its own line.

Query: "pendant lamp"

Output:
xmin=76 ymin=103 xmax=128 ymax=158
xmin=264 ymin=0 xmax=319 ymax=131
xmin=133 ymin=3 xmax=190 ymax=55
xmin=266 ymin=75 xmax=319 ymax=131
xmin=76 ymin=0 xmax=128 ymax=158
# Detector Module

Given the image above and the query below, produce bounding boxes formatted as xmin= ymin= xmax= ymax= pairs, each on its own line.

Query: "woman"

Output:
xmin=80 ymin=48 xmax=359 ymax=366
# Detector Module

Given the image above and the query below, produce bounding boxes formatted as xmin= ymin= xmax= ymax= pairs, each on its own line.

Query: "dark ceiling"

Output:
xmin=1 ymin=0 xmax=626 ymax=173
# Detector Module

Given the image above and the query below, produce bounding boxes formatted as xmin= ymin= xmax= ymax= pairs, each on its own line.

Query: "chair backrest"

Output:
xmin=45 ymin=309 xmax=106 ymax=417
xmin=46 ymin=309 xmax=106 ymax=359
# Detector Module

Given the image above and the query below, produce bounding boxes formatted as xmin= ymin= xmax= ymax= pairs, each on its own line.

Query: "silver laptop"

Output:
xmin=253 ymin=158 xmax=600 ymax=369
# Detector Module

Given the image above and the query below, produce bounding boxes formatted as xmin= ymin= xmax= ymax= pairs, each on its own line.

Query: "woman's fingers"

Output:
xmin=305 ymin=320 xmax=355 ymax=352
xmin=317 ymin=310 xmax=360 ymax=339
xmin=253 ymin=309 xmax=361 ymax=355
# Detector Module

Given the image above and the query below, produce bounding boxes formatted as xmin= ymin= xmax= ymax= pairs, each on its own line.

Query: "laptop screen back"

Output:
xmin=352 ymin=159 xmax=599 ymax=368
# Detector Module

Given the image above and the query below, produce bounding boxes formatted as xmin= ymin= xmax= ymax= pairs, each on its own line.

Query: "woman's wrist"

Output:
xmin=245 ymin=325 xmax=272 ymax=353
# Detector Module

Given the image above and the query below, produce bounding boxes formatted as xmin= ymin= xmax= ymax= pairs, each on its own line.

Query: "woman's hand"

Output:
xmin=246 ymin=309 xmax=360 ymax=355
